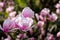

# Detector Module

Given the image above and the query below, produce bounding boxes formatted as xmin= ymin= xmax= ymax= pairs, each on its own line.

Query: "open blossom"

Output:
xmin=6 ymin=6 xmax=14 ymax=13
xmin=48 ymin=13 xmax=58 ymax=22
xmin=37 ymin=21 xmax=44 ymax=27
xmin=40 ymin=8 xmax=50 ymax=17
xmin=0 ymin=2 xmax=4 ymax=7
xmin=15 ymin=15 xmax=33 ymax=31
xmin=57 ymin=31 xmax=60 ymax=38
xmin=22 ymin=7 xmax=34 ymax=18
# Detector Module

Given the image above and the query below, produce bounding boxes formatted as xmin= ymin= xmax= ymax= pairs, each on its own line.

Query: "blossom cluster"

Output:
xmin=0 ymin=0 xmax=60 ymax=40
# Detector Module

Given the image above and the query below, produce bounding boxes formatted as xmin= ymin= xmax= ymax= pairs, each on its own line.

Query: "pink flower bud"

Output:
xmin=39 ymin=15 xmax=46 ymax=22
xmin=22 ymin=7 xmax=34 ymax=18
xmin=0 ymin=2 xmax=4 ymax=7
xmin=9 ymin=11 xmax=16 ymax=18
xmin=45 ymin=33 xmax=55 ymax=40
xmin=35 ymin=13 xmax=39 ymax=21
xmin=48 ymin=13 xmax=58 ymax=22
xmin=55 ymin=3 xmax=60 ymax=8
xmin=57 ymin=32 xmax=60 ymax=38
xmin=40 ymin=8 xmax=50 ymax=17
xmin=56 ymin=9 xmax=60 ymax=14
xmin=6 ymin=6 xmax=14 ymax=13
xmin=29 ymin=28 xmax=33 ymax=35
xmin=38 ymin=21 xmax=44 ymax=27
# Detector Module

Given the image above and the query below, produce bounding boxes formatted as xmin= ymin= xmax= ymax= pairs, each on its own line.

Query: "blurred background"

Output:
xmin=0 ymin=0 xmax=59 ymax=24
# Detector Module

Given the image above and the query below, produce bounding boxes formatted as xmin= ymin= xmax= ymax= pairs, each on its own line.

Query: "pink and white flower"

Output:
xmin=37 ymin=21 xmax=44 ymax=27
xmin=0 ymin=2 xmax=4 ymax=7
xmin=40 ymin=8 xmax=50 ymax=17
xmin=6 ymin=6 xmax=14 ymax=13
xmin=15 ymin=15 xmax=33 ymax=31
xmin=57 ymin=31 xmax=60 ymax=38
xmin=22 ymin=7 xmax=34 ymax=18
xmin=56 ymin=9 xmax=60 ymax=14
xmin=48 ymin=13 xmax=58 ymax=22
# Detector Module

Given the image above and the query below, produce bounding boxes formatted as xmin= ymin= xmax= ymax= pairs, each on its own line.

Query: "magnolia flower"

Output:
xmin=3 ymin=17 xmax=16 ymax=32
xmin=22 ymin=7 xmax=34 ymax=18
xmin=3 ymin=18 xmax=11 ymax=32
xmin=55 ymin=2 xmax=60 ymax=9
xmin=40 ymin=8 xmax=50 ymax=17
xmin=48 ymin=13 xmax=58 ymax=22
xmin=45 ymin=33 xmax=55 ymax=40
xmin=6 ymin=6 xmax=14 ymax=13
xmin=0 ymin=2 xmax=4 ymax=7
xmin=57 ymin=31 xmax=60 ymax=38
xmin=9 ymin=11 xmax=16 ymax=18
xmin=56 ymin=9 xmax=60 ymax=14
xmin=39 ymin=15 xmax=46 ymax=22
xmin=37 ymin=21 xmax=44 ymax=27
xmin=15 ymin=16 xmax=33 ymax=31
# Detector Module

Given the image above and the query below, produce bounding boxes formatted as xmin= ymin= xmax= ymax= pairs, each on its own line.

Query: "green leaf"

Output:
xmin=15 ymin=0 xmax=27 ymax=8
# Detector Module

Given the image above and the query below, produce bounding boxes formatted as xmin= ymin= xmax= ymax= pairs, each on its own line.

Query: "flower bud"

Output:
xmin=9 ymin=11 xmax=16 ymax=18
xmin=22 ymin=7 xmax=34 ymax=18
xmin=48 ymin=13 xmax=58 ymax=22
xmin=40 ymin=8 xmax=50 ymax=17
xmin=0 ymin=2 xmax=4 ymax=7
xmin=57 ymin=31 xmax=60 ymax=38
xmin=56 ymin=9 xmax=60 ymax=14
xmin=37 ymin=21 xmax=44 ymax=27
xmin=6 ymin=6 xmax=14 ymax=13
